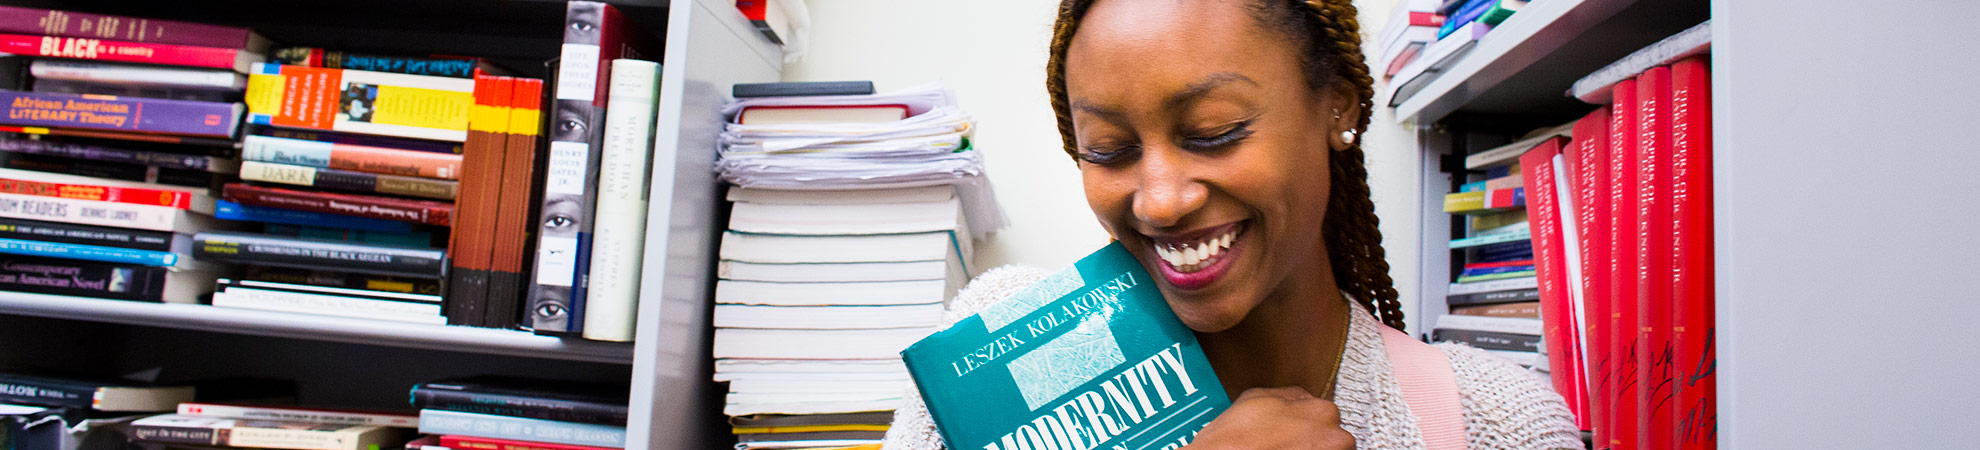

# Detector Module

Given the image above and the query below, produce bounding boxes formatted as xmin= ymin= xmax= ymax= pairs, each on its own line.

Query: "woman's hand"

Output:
xmin=1186 ymin=387 xmax=1356 ymax=450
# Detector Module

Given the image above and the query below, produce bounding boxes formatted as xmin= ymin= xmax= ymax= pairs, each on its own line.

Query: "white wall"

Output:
xmin=784 ymin=0 xmax=1423 ymax=330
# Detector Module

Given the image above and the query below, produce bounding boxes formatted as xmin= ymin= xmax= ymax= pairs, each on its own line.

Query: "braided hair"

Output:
xmin=1045 ymin=0 xmax=1406 ymax=331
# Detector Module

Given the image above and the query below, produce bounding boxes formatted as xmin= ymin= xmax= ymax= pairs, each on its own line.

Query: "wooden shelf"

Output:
xmin=1389 ymin=0 xmax=1707 ymax=125
xmin=0 ymin=291 xmax=634 ymax=364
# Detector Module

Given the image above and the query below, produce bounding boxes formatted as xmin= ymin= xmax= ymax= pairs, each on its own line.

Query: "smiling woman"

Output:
xmin=884 ymin=0 xmax=1582 ymax=449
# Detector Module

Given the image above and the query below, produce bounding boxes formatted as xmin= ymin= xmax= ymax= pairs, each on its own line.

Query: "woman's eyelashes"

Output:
xmin=1180 ymin=121 xmax=1254 ymax=152
xmin=1078 ymin=143 xmax=1139 ymax=165
xmin=1077 ymin=121 xmax=1253 ymax=165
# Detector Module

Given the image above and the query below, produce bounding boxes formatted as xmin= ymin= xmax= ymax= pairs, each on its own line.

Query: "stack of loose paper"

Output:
xmin=712 ymin=82 xmax=1005 ymax=450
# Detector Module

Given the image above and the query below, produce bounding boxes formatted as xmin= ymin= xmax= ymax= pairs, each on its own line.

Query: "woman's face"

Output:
xmin=1064 ymin=0 xmax=1353 ymax=333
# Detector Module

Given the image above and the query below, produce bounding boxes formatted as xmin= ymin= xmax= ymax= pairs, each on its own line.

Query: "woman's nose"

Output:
xmin=1131 ymin=146 xmax=1208 ymax=229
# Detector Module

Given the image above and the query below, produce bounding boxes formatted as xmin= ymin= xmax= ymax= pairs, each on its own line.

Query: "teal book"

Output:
xmin=902 ymin=243 xmax=1228 ymax=450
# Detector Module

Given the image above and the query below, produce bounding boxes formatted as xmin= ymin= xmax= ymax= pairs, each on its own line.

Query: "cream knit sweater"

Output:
xmin=883 ymin=266 xmax=1584 ymax=450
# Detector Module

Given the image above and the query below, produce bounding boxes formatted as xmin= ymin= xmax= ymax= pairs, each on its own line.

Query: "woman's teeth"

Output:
xmin=1155 ymin=229 xmax=1237 ymax=273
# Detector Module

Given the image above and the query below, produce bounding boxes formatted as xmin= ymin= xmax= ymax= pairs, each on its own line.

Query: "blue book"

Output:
xmin=1450 ymin=229 xmax=1531 ymax=249
xmin=903 ymin=243 xmax=1230 ymax=450
xmin=0 ymin=237 xmax=177 ymax=266
xmin=213 ymin=201 xmax=415 ymax=234
xmin=1439 ymin=0 xmax=1497 ymax=39
xmin=1459 ymin=264 xmax=1537 ymax=278
xmin=417 ymin=409 xmax=626 ymax=448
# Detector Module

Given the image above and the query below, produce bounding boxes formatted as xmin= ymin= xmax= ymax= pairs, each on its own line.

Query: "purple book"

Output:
xmin=0 ymin=6 xmax=269 ymax=51
xmin=0 ymin=90 xmax=243 ymax=138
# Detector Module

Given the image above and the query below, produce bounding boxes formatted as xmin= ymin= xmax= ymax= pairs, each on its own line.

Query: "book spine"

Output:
xmin=0 ymin=6 xmax=255 ymax=47
xmin=1519 ymin=139 xmax=1590 ymax=431
xmin=1446 ymin=287 xmax=1540 ymax=306
xmin=215 ymin=200 xmax=415 ymax=234
xmin=28 ymin=59 xmax=243 ymax=90
xmin=228 ymin=423 xmax=376 ymax=450
xmin=1668 ymin=56 xmax=1715 ymax=450
xmin=129 ymin=424 xmax=223 ymax=446
xmin=1605 ymin=76 xmax=1641 ymax=450
xmin=243 ymin=63 xmax=473 ymax=142
xmin=243 ymin=135 xmax=463 ymax=180
xmin=253 ymin=126 xmax=463 ymax=155
xmin=448 ymin=75 xmax=512 ymax=327
xmin=239 ymin=161 xmax=459 ymax=200
xmin=32 ymin=78 xmax=239 ymax=103
xmin=581 ymin=60 xmax=659 ymax=342
xmin=1431 ymin=328 xmax=1541 ymax=352
xmin=418 ymin=409 xmax=626 ymax=448
xmin=221 ymin=183 xmax=453 ymax=227
xmin=263 ymin=223 xmax=431 ymax=247
xmin=1570 ymin=105 xmax=1614 ymax=448
xmin=0 ymin=176 xmax=189 ymax=209
xmin=440 ymin=435 xmax=617 ymax=450
xmin=411 ymin=388 xmax=629 ymax=425
xmin=1449 ymin=301 xmax=1540 ymax=318
xmin=531 ymin=1 xmax=621 ymax=335
xmin=0 ymin=377 xmax=92 ymax=408
xmin=274 ymin=47 xmax=483 ymax=79
xmin=0 ymin=152 xmax=212 ymax=189
xmin=0 ymin=33 xmax=253 ymax=72
xmin=0 ymin=253 xmax=167 ymax=301
xmin=0 ymin=124 xmax=239 ymax=147
xmin=1634 ymin=66 xmax=1676 ymax=450
xmin=0 ymin=217 xmax=174 ymax=251
xmin=177 ymin=403 xmax=419 ymax=428
xmin=213 ymin=286 xmax=443 ymax=323
xmin=0 ymin=192 xmax=183 ymax=232
xmin=1445 ymin=275 xmax=1539 ymax=295
xmin=0 ymin=237 xmax=176 ymax=266
xmin=0 ymin=90 xmax=241 ymax=138
xmin=245 ymin=266 xmax=442 ymax=296
xmin=488 ymin=78 xmax=543 ymax=329
xmin=0 ymin=135 xmax=232 ymax=172
xmin=194 ymin=231 xmax=446 ymax=278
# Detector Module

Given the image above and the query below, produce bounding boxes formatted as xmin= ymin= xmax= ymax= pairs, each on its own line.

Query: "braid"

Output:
xmin=1045 ymin=0 xmax=1404 ymax=331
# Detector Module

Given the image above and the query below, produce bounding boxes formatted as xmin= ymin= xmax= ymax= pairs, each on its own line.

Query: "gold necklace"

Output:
xmin=1315 ymin=301 xmax=1354 ymax=400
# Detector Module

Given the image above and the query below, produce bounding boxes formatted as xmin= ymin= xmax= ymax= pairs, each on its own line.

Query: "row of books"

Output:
xmin=1378 ymin=0 xmax=1528 ymax=105
xmin=0 ymin=2 xmax=669 ymax=341
xmin=1433 ymin=124 xmax=1571 ymax=371
xmin=709 ymin=81 xmax=1003 ymax=450
xmin=0 ymin=370 xmax=631 ymax=450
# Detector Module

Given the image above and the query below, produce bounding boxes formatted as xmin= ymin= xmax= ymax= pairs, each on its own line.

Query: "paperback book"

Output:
xmin=902 ymin=243 xmax=1228 ymax=450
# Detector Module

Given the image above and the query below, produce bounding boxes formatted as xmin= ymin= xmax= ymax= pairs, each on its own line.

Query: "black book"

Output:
xmin=732 ymin=81 xmax=876 ymax=98
xmin=0 ymin=253 xmax=171 ymax=301
xmin=0 ymin=372 xmax=193 ymax=412
xmin=410 ymin=375 xmax=629 ymax=426
xmin=244 ymin=266 xmax=442 ymax=296
xmin=0 ymin=134 xmax=239 ymax=173
xmin=192 ymin=231 xmax=446 ymax=279
xmin=0 ymin=151 xmax=226 ymax=190
xmin=0 ymin=217 xmax=179 ymax=252
xmin=1431 ymin=328 xmax=1542 ymax=353
xmin=1446 ymin=287 xmax=1542 ymax=307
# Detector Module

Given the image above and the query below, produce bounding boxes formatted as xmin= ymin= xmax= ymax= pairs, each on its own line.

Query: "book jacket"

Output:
xmin=902 ymin=243 xmax=1228 ymax=450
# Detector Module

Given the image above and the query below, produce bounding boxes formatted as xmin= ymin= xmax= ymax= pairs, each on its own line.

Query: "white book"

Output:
xmin=715 ymin=358 xmax=906 ymax=376
xmin=131 ymin=414 xmax=404 ymax=450
xmin=728 ymin=185 xmax=955 ymax=205
xmin=715 ymin=279 xmax=950 ymax=307
xmin=720 ymin=231 xmax=966 ymax=266
xmin=0 ymin=168 xmax=218 ymax=214
xmin=0 ymin=192 xmax=225 ymax=233
xmin=714 ymin=303 xmax=943 ymax=330
xmin=719 ymin=259 xmax=957 ymax=283
xmin=177 ymin=403 xmax=419 ymax=428
xmin=714 ymin=371 xmax=910 ymax=383
xmin=213 ymin=286 xmax=446 ymax=325
xmin=582 ymin=59 xmax=663 ymax=343
xmin=1462 ymin=122 xmax=1575 ymax=169
xmin=727 ymin=378 xmax=909 ymax=395
xmin=1385 ymin=21 xmax=1492 ymax=106
xmin=1447 ymin=276 xmax=1539 ymax=295
xmin=723 ymin=398 xmax=904 ymax=417
xmin=1570 ymin=21 xmax=1711 ymax=104
xmin=713 ymin=327 xmax=937 ymax=360
xmin=30 ymin=59 xmax=247 ymax=90
xmin=729 ymin=198 xmax=964 ymax=236
xmin=1435 ymin=314 xmax=1543 ymax=336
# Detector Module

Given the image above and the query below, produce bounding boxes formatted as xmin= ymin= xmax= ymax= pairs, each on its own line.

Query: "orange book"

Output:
xmin=445 ymin=74 xmax=514 ymax=327
xmin=487 ymin=78 xmax=544 ymax=328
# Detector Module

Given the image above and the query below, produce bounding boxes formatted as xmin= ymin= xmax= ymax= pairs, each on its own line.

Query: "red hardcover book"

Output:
xmin=1669 ymin=55 xmax=1716 ymax=450
xmin=1405 ymin=12 xmax=1446 ymax=27
xmin=0 ymin=33 xmax=258 ymax=72
xmin=440 ymin=434 xmax=615 ymax=450
xmin=1635 ymin=66 xmax=1676 ymax=450
xmin=0 ymin=6 xmax=270 ymax=50
xmin=1570 ymin=106 xmax=1613 ymax=443
xmin=221 ymin=183 xmax=452 ymax=227
xmin=1518 ymin=136 xmax=1590 ymax=430
xmin=1605 ymin=77 xmax=1640 ymax=450
xmin=488 ymin=78 xmax=544 ymax=328
xmin=447 ymin=74 xmax=515 ymax=327
xmin=0 ymin=177 xmax=191 ymax=209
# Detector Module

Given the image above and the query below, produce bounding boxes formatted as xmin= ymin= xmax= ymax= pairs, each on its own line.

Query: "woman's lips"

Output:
xmin=1150 ymin=223 xmax=1244 ymax=290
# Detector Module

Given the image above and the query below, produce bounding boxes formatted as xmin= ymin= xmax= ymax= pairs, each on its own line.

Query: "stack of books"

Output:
xmin=129 ymin=403 xmax=418 ymax=450
xmin=1 ymin=371 xmax=195 ymax=449
xmin=0 ymin=6 xmax=261 ymax=303
xmin=410 ymin=376 xmax=629 ymax=450
xmin=710 ymin=81 xmax=1005 ymax=450
xmin=1381 ymin=0 xmax=1527 ymax=105
xmin=1436 ymin=125 xmax=1572 ymax=369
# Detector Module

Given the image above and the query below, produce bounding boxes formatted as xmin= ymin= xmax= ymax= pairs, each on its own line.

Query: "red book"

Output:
xmin=1606 ymin=77 xmax=1641 ymax=450
xmin=440 ymin=435 xmax=615 ymax=450
xmin=0 ymin=6 xmax=270 ymax=50
xmin=0 ymin=33 xmax=259 ymax=72
xmin=1570 ymin=106 xmax=1614 ymax=443
xmin=1635 ymin=66 xmax=1676 ymax=450
xmin=221 ymin=183 xmax=453 ymax=227
xmin=0 ymin=177 xmax=191 ymax=209
xmin=1669 ymin=55 xmax=1716 ymax=450
xmin=1518 ymin=136 xmax=1589 ymax=430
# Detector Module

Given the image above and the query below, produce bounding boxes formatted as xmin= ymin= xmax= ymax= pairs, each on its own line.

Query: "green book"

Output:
xmin=902 ymin=243 xmax=1229 ymax=450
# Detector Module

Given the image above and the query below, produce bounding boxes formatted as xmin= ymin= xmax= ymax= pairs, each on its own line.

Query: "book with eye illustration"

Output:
xmin=901 ymin=243 xmax=1228 ymax=450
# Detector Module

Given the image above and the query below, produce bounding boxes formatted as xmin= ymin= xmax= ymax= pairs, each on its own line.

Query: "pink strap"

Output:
xmin=1380 ymin=326 xmax=1469 ymax=450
